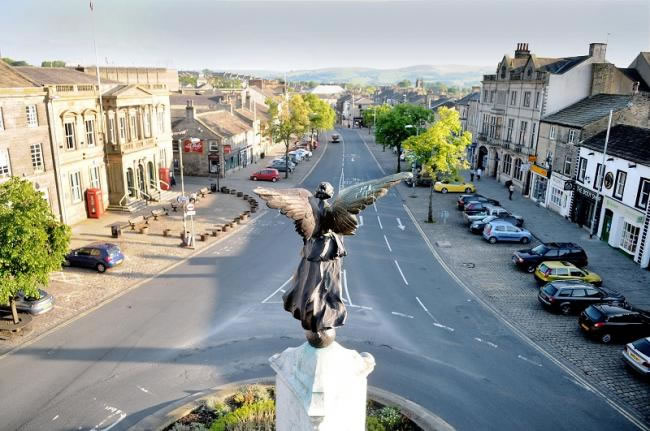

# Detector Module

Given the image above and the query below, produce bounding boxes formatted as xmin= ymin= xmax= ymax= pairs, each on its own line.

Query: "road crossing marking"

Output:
xmin=90 ymin=405 xmax=126 ymax=431
xmin=262 ymin=277 xmax=292 ymax=303
xmin=343 ymin=269 xmax=353 ymax=306
xmin=394 ymin=260 xmax=408 ymax=285
xmin=383 ymin=235 xmax=392 ymax=252
xmin=474 ymin=337 xmax=498 ymax=348
xmin=517 ymin=354 xmax=543 ymax=367
xmin=391 ymin=311 xmax=414 ymax=319
xmin=396 ymin=218 xmax=406 ymax=231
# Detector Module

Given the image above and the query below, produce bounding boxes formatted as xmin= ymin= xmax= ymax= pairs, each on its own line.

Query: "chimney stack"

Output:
xmin=589 ymin=43 xmax=607 ymax=62
xmin=186 ymin=99 xmax=196 ymax=120
xmin=514 ymin=42 xmax=530 ymax=58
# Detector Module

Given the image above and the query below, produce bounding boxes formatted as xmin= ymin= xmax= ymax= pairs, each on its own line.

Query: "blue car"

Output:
xmin=483 ymin=220 xmax=532 ymax=244
xmin=63 ymin=243 xmax=124 ymax=273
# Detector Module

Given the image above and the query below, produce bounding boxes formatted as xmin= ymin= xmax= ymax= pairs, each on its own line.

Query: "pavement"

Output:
xmin=358 ymin=127 xmax=650 ymax=425
xmin=0 ymin=127 xmax=644 ymax=431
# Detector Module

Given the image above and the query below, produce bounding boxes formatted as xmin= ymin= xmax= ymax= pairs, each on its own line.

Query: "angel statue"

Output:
xmin=254 ymin=172 xmax=411 ymax=348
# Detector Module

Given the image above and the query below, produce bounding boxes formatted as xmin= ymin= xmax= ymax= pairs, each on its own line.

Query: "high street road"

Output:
xmin=0 ymin=128 xmax=640 ymax=431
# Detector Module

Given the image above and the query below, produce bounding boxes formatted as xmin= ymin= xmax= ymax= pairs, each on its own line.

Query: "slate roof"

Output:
xmin=580 ymin=125 xmax=650 ymax=165
xmin=170 ymin=92 xmax=225 ymax=107
xmin=537 ymin=56 xmax=589 ymax=74
xmin=198 ymin=111 xmax=251 ymax=137
xmin=456 ymin=92 xmax=480 ymax=105
xmin=542 ymin=94 xmax=632 ymax=128
xmin=0 ymin=61 xmax=37 ymax=88
xmin=16 ymin=67 xmax=120 ymax=85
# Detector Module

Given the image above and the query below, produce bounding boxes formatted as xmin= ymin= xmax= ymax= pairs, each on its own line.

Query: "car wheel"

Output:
xmin=600 ymin=333 xmax=612 ymax=344
xmin=441 ymin=188 xmax=448 ymax=194
xmin=272 ymin=177 xmax=277 ymax=182
xmin=526 ymin=264 xmax=536 ymax=273
xmin=465 ymin=187 xmax=472 ymax=193
xmin=489 ymin=237 xmax=497 ymax=244
xmin=521 ymin=237 xmax=530 ymax=244
xmin=560 ymin=303 xmax=571 ymax=315
xmin=96 ymin=263 xmax=106 ymax=273
xmin=252 ymin=176 xmax=258 ymax=181
xmin=63 ymin=259 xmax=71 ymax=267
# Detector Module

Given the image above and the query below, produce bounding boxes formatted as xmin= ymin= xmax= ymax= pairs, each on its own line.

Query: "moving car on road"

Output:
xmin=457 ymin=194 xmax=500 ymax=210
xmin=622 ymin=337 xmax=650 ymax=375
xmin=434 ymin=180 xmax=476 ymax=194
xmin=534 ymin=261 xmax=602 ymax=286
xmin=64 ymin=243 xmax=124 ymax=273
xmin=469 ymin=214 xmax=522 ymax=234
xmin=331 ymin=133 xmax=340 ymax=143
xmin=250 ymin=168 xmax=280 ymax=182
xmin=537 ymin=280 xmax=626 ymax=315
xmin=513 ymin=242 xmax=588 ymax=273
xmin=482 ymin=220 xmax=532 ymax=244
xmin=0 ymin=289 xmax=54 ymax=315
xmin=579 ymin=305 xmax=650 ymax=343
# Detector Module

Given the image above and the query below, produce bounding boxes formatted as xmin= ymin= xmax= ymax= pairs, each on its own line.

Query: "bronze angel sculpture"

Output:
xmin=254 ymin=172 xmax=411 ymax=347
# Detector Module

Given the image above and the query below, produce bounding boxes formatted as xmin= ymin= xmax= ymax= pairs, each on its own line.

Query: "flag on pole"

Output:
xmin=90 ymin=1 xmax=94 ymax=11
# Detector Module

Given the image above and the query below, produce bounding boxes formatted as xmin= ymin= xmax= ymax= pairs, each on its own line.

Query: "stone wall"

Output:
xmin=590 ymin=63 xmax=637 ymax=96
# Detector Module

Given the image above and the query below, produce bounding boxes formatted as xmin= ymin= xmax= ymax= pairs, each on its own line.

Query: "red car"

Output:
xmin=250 ymin=168 xmax=280 ymax=182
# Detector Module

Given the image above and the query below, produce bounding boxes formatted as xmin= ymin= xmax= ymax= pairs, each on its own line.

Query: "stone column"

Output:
xmin=269 ymin=341 xmax=375 ymax=431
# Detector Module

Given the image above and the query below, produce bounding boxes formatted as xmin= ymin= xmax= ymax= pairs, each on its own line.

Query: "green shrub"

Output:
xmin=376 ymin=406 xmax=403 ymax=430
xmin=231 ymin=385 xmax=271 ymax=409
xmin=367 ymin=416 xmax=386 ymax=431
xmin=210 ymin=399 xmax=275 ymax=431
xmin=169 ymin=423 xmax=209 ymax=431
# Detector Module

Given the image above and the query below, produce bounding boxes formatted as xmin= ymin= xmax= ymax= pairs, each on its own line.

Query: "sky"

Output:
xmin=0 ymin=0 xmax=648 ymax=71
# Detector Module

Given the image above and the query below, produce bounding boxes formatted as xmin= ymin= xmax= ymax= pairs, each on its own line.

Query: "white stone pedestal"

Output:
xmin=269 ymin=341 xmax=375 ymax=431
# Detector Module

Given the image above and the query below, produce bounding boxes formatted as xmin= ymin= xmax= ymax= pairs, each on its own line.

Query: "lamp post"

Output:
xmin=589 ymin=109 xmax=613 ymax=238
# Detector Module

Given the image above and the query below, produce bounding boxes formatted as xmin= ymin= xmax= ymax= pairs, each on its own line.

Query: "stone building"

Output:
xmin=77 ymin=66 xmax=179 ymax=92
xmin=455 ymin=87 xmax=481 ymax=163
xmin=476 ymin=42 xmax=608 ymax=196
xmin=0 ymin=61 xmax=60 ymax=219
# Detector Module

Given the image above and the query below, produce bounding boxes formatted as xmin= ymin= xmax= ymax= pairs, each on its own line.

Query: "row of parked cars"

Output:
xmin=452 ymin=192 xmax=650 ymax=376
xmin=249 ymin=146 xmax=314 ymax=181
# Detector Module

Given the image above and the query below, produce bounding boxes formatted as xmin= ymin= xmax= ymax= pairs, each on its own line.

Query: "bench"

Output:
xmin=128 ymin=215 xmax=148 ymax=230
xmin=199 ymin=187 xmax=209 ymax=198
xmin=151 ymin=208 xmax=169 ymax=221
xmin=170 ymin=202 xmax=179 ymax=212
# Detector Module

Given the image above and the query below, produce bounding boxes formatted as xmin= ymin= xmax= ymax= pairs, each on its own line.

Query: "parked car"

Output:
xmin=434 ymin=180 xmax=476 ymax=194
xmin=537 ymin=280 xmax=626 ymax=315
xmin=482 ymin=220 xmax=532 ymax=244
xmin=464 ymin=204 xmax=523 ymax=225
xmin=405 ymin=173 xmax=433 ymax=187
xmin=288 ymin=153 xmax=301 ymax=164
xmin=534 ymin=261 xmax=602 ymax=286
xmin=469 ymin=214 xmax=521 ymax=234
xmin=269 ymin=159 xmax=295 ymax=173
xmin=622 ymin=337 xmax=650 ymax=375
xmin=513 ymin=242 xmax=588 ymax=273
xmin=331 ymin=133 xmax=341 ymax=143
xmin=293 ymin=148 xmax=312 ymax=159
xmin=457 ymin=194 xmax=500 ymax=210
xmin=64 ymin=243 xmax=124 ymax=273
xmin=579 ymin=305 xmax=650 ymax=343
xmin=0 ymin=289 xmax=54 ymax=315
xmin=250 ymin=168 xmax=280 ymax=182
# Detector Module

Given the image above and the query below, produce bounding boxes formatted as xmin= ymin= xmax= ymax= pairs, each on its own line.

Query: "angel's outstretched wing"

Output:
xmin=253 ymin=187 xmax=316 ymax=240
xmin=325 ymin=172 xmax=412 ymax=235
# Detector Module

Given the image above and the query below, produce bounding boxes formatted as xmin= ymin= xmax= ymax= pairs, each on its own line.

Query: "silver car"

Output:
xmin=622 ymin=337 xmax=650 ymax=375
xmin=0 ymin=289 xmax=54 ymax=315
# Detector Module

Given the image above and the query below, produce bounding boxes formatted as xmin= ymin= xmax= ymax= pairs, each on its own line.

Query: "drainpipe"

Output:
xmin=45 ymin=91 xmax=68 ymax=224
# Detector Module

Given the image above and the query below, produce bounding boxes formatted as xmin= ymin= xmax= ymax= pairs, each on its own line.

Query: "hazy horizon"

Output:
xmin=1 ymin=0 xmax=647 ymax=71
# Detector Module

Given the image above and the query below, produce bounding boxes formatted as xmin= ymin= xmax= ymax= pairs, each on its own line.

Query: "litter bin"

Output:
xmin=210 ymin=183 xmax=217 ymax=193
xmin=111 ymin=223 xmax=122 ymax=238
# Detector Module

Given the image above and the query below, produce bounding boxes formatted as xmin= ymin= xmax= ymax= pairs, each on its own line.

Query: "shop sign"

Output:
xmin=563 ymin=180 xmax=575 ymax=191
xmin=208 ymin=153 xmax=220 ymax=161
xmin=183 ymin=138 xmax=203 ymax=153
xmin=575 ymin=184 xmax=598 ymax=200
xmin=604 ymin=198 xmax=645 ymax=224
xmin=528 ymin=155 xmax=537 ymax=162
xmin=530 ymin=164 xmax=548 ymax=177
xmin=223 ymin=144 xmax=232 ymax=154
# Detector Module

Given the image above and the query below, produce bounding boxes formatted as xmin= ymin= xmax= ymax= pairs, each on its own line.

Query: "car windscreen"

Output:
xmin=531 ymin=245 xmax=549 ymax=255
xmin=585 ymin=306 xmax=605 ymax=322
xmin=543 ymin=285 xmax=558 ymax=296
xmin=632 ymin=338 xmax=650 ymax=356
xmin=107 ymin=247 xmax=121 ymax=256
xmin=538 ymin=263 xmax=549 ymax=274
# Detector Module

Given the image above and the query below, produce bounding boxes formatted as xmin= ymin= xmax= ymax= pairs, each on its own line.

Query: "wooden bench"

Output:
xmin=128 ymin=215 xmax=148 ymax=230
xmin=151 ymin=208 xmax=168 ymax=221
xmin=199 ymin=187 xmax=209 ymax=198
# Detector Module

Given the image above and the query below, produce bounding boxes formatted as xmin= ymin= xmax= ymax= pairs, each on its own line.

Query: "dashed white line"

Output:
xmin=518 ymin=354 xmax=543 ymax=367
xmin=391 ymin=311 xmax=414 ymax=319
xmin=474 ymin=337 xmax=498 ymax=348
xmin=377 ymin=215 xmax=383 ymax=229
xmin=350 ymin=304 xmax=373 ymax=310
xmin=415 ymin=296 xmax=438 ymax=323
xmin=373 ymin=201 xmax=378 ymax=212
xmin=137 ymin=386 xmax=151 ymax=394
xmin=262 ymin=277 xmax=292 ymax=303
xmin=359 ymin=215 xmax=364 ymax=227
xmin=343 ymin=269 xmax=353 ymax=306
xmin=383 ymin=235 xmax=392 ymax=252
xmin=52 ymin=415 xmax=59 ymax=421
xmin=394 ymin=260 xmax=408 ymax=285
xmin=433 ymin=322 xmax=455 ymax=332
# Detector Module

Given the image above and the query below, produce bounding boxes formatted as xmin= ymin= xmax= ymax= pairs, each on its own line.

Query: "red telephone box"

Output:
xmin=85 ymin=188 xmax=104 ymax=219
xmin=159 ymin=167 xmax=170 ymax=190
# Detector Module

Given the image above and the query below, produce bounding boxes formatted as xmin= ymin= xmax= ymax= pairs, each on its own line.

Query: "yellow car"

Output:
xmin=534 ymin=261 xmax=602 ymax=286
xmin=433 ymin=181 xmax=476 ymax=194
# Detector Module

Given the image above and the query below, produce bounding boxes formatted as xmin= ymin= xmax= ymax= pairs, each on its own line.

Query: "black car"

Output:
xmin=469 ymin=214 xmax=522 ymax=233
xmin=64 ymin=243 xmax=125 ymax=273
xmin=579 ymin=305 xmax=650 ymax=344
xmin=457 ymin=194 xmax=500 ymax=210
xmin=512 ymin=242 xmax=588 ymax=273
xmin=538 ymin=280 xmax=626 ymax=315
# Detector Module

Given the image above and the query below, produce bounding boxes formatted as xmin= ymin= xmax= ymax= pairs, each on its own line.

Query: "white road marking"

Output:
xmin=90 ymin=406 xmax=127 ymax=431
xmin=518 ymin=354 xmax=543 ymax=367
xmin=359 ymin=215 xmax=364 ymax=227
xmin=383 ymin=235 xmax=392 ymax=252
xmin=394 ymin=260 xmax=408 ymax=285
xmin=396 ymin=218 xmax=406 ymax=231
xmin=262 ymin=277 xmax=292 ymax=303
xmin=280 ymin=289 xmax=286 ymax=293
xmin=415 ymin=296 xmax=439 ymax=323
xmin=343 ymin=269 xmax=353 ymax=306
xmin=373 ymin=201 xmax=377 ymax=212
xmin=357 ymin=131 xmax=386 ymax=175
xmin=391 ymin=311 xmax=414 ymax=319
xmin=433 ymin=322 xmax=455 ymax=332
xmin=563 ymin=376 xmax=595 ymax=393
xmin=349 ymin=304 xmax=373 ymax=310
xmin=52 ymin=415 xmax=59 ymax=421
xmin=137 ymin=385 xmax=151 ymax=394
xmin=377 ymin=215 xmax=383 ymax=230
xmin=474 ymin=337 xmax=498 ymax=348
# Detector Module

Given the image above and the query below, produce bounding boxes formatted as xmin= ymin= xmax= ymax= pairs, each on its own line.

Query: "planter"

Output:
xmin=140 ymin=226 xmax=149 ymax=235
xmin=163 ymin=228 xmax=171 ymax=237
xmin=237 ymin=191 xmax=244 ymax=197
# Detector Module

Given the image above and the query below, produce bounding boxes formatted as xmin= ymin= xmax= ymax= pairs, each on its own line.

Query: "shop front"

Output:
xmin=530 ymin=164 xmax=549 ymax=206
xmin=547 ymin=172 xmax=573 ymax=217
xmin=601 ymin=197 xmax=645 ymax=260
xmin=571 ymin=183 xmax=600 ymax=231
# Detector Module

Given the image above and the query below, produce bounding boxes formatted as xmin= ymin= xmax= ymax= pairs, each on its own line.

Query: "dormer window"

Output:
xmin=500 ymin=66 xmax=506 ymax=79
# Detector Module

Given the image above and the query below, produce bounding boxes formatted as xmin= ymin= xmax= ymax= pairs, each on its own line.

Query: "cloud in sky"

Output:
xmin=0 ymin=0 xmax=647 ymax=70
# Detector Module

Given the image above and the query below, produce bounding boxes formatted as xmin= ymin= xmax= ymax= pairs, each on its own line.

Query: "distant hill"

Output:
xmin=224 ymin=65 xmax=493 ymax=86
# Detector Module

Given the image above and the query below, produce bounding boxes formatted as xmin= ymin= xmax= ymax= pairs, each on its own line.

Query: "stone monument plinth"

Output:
xmin=269 ymin=341 xmax=375 ymax=431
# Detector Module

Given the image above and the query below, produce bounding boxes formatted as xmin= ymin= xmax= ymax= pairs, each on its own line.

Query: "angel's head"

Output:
xmin=315 ymin=182 xmax=334 ymax=200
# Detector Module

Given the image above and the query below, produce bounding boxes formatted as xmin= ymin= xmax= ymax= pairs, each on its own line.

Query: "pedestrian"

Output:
xmin=508 ymin=183 xmax=514 ymax=200
xmin=470 ymin=169 xmax=475 ymax=182
xmin=477 ymin=168 xmax=482 ymax=181
xmin=170 ymin=174 xmax=176 ymax=189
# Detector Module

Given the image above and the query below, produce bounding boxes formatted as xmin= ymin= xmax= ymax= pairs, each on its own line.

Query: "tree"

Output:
xmin=2 ymin=57 xmax=29 ymax=66
xmin=374 ymin=104 xmax=431 ymax=173
xmin=0 ymin=178 xmax=70 ymax=324
xmin=41 ymin=60 xmax=66 ymax=68
xmin=265 ymin=95 xmax=310 ymax=178
xmin=397 ymin=79 xmax=412 ymax=88
xmin=403 ymin=107 xmax=471 ymax=223
xmin=304 ymin=94 xmax=335 ymax=149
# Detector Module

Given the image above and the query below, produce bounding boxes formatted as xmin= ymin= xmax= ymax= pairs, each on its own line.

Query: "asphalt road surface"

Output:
xmin=0 ymin=128 xmax=640 ymax=431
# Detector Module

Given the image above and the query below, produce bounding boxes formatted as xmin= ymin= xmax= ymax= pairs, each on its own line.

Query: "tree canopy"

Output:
xmin=1 ymin=57 xmax=30 ymax=67
xmin=0 ymin=178 xmax=70 ymax=323
xmin=265 ymin=95 xmax=310 ymax=178
xmin=397 ymin=79 xmax=412 ymax=88
xmin=41 ymin=60 xmax=66 ymax=68
xmin=304 ymin=94 xmax=335 ymax=134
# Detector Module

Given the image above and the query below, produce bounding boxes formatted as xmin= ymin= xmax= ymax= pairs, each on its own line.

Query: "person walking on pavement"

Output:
xmin=470 ymin=168 xmax=475 ymax=182
xmin=508 ymin=183 xmax=514 ymax=200
xmin=477 ymin=167 xmax=482 ymax=181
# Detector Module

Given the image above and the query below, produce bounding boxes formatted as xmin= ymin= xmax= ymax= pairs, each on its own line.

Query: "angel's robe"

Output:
xmin=283 ymin=198 xmax=348 ymax=332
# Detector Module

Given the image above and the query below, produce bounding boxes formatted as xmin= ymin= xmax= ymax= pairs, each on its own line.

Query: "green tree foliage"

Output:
xmin=209 ymin=400 xmax=275 ymax=431
xmin=403 ymin=107 xmax=471 ymax=222
xmin=396 ymin=79 xmax=412 ymax=88
xmin=265 ymin=95 xmax=310 ymax=178
xmin=0 ymin=178 xmax=70 ymax=323
xmin=304 ymin=94 xmax=335 ymax=146
xmin=179 ymin=75 xmax=198 ymax=87
xmin=41 ymin=60 xmax=66 ymax=67
xmin=373 ymin=104 xmax=431 ymax=173
xmin=2 ymin=57 xmax=30 ymax=66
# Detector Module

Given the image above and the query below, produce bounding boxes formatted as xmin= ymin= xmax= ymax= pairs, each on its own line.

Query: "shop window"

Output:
xmin=550 ymin=187 xmax=563 ymax=207
xmin=620 ymin=222 xmax=640 ymax=254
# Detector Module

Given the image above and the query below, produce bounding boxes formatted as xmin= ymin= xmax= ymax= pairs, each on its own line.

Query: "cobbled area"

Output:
xmin=359 ymin=128 xmax=650 ymax=426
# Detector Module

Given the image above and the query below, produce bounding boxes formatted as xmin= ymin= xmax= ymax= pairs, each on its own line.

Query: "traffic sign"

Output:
xmin=186 ymin=203 xmax=195 ymax=211
xmin=186 ymin=210 xmax=196 ymax=216
xmin=176 ymin=195 xmax=188 ymax=204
